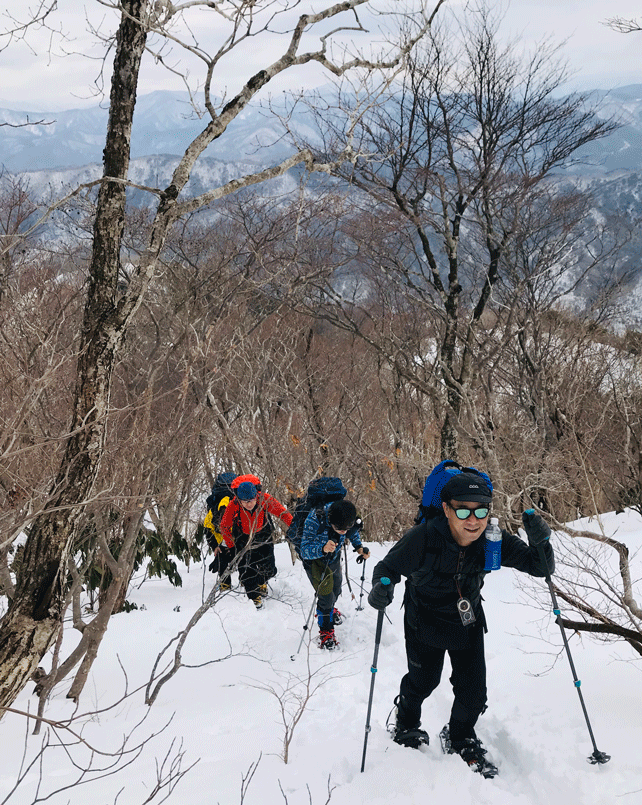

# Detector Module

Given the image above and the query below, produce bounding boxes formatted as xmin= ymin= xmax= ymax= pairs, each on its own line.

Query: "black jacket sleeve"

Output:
xmin=371 ymin=523 xmax=428 ymax=586
xmin=500 ymin=529 xmax=555 ymax=576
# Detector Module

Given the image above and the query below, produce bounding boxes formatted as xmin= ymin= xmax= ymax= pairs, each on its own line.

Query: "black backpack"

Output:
xmin=286 ymin=477 xmax=347 ymax=558
xmin=206 ymin=472 xmax=237 ymax=527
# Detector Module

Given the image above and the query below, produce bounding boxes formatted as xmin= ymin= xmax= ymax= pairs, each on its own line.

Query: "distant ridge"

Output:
xmin=0 ymin=90 xmax=304 ymax=173
xmin=2 ymin=86 xmax=642 ymax=175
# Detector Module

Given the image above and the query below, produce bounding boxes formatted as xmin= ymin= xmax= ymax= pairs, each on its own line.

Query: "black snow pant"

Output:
xmin=236 ymin=536 xmax=277 ymax=602
xmin=397 ymin=621 xmax=487 ymax=745
xmin=303 ymin=554 xmax=342 ymax=629
xmin=210 ymin=544 xmax=235 ymax=578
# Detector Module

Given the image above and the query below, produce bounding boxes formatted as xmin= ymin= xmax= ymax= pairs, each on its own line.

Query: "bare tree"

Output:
xmin=0 ymin=0 xmax=443 ymax=711
xmin=518 ymin=506 xmax=642 ymax=660
xmin=26 ymin=257 xmax=241 ymax=713
xmin=145 ymin=544 xmax=260 ymax=707
xmin=451 ymin=184 xmax=630 ymax=518
xmin=247 ymin=647 xmax=347 ymax=764
xmin=293 ymin=5 xmax=618 ymax=460
xmin=0 ymin=0 xmax=58 ymax=50
xmin=176 ymin=190 xmax=426 ymax=536
xmin=3 ymin=694 xmax=197 ymax=804
xmin=0 ymin=1 xmax=61 ymax=129
xmin=0 ymin=172 xmax=39 ymax=301
xmin=0 ymin=235 xmax=83 ymax=604
xmin=605 ymin=344 xmax=642 ymax=516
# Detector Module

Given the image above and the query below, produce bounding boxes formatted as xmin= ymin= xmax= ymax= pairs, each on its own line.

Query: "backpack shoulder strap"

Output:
xmin=422 ymin=519 xmax=440 ymax=557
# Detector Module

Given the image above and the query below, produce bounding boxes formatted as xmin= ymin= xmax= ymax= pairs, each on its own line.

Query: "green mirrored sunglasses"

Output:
xmin=449 ymin=504 xmax=490 ymax=520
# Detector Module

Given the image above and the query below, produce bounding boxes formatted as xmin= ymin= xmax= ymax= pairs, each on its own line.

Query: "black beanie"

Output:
xmin=328 ymin=500 xmax=357 ymax=530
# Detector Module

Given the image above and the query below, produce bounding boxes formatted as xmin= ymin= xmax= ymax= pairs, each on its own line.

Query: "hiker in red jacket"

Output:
xmin=217 ymin=475 xmax=292 ymax=609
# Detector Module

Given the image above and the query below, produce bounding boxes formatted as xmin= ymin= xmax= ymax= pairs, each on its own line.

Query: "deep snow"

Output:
xmin=2 ymin=510 xmax=641 ymax=805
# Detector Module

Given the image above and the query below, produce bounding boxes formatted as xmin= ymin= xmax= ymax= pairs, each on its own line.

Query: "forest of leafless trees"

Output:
xmin=1 ymin=0 xmax=641 ymax=736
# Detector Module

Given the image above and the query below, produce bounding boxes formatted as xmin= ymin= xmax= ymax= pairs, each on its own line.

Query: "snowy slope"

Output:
xmin=2 ymin=511 xmax=641 ymax=805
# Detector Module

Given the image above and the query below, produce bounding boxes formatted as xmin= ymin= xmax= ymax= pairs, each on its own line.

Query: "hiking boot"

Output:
xmin=331 ymin=607 xmax=344 ymax=626
xmin=452 ymin=737 xmax=488 ymax=765
xmin=386 ymin=697 xmax=428 ymax=749
xmin=253 ymin=596 xmax=264 ymax=610
xmin=219 ymin=579 xmax=231 ymax=592
xmin=392 ymin=724 xmax=429 ymax=749
xmin=441 ymin=726 xmax=498 ymax=778
xmin=319 ymin=627 xmax=338 ymax=650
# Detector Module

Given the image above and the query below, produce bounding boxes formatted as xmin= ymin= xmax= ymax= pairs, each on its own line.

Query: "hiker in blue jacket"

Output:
xmin=300 ymin=500 xmax=369 ymax=649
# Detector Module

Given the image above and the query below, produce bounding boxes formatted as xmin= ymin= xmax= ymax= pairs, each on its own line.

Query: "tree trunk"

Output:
xmin=0 ymin=0 xmax=149 ymax=713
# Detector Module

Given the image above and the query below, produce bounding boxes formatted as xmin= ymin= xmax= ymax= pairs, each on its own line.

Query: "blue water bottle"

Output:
xmin=484 ymin=517 xmax=502 ymax=571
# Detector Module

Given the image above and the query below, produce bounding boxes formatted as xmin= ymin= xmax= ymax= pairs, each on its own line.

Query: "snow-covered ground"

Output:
xmin=2 ymin=510 xmax=641 ymax=805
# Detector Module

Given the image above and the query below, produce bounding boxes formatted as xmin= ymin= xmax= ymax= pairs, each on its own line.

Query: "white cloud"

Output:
xmin=498 ymin=0 xmax=641 ymax=90
xmin=0 ymin=0 xmax=640 ymax=111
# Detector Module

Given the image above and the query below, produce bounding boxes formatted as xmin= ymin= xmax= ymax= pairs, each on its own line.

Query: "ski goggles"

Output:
xmin=448 ymin=504 xmax=490 ymax=520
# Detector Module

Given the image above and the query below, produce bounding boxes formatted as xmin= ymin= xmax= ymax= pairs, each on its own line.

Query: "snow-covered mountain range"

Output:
xmin=2 ymin=85 xmax=642 ymax=176
xmin=0 ymin=90 xmax=308 ymax=173
xmin=3 ymin=86 xmax=642 ymax=328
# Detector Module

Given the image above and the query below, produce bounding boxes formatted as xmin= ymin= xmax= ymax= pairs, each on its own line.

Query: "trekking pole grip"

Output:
xmin=356 ymin=552 xmax=370 ymax=611
xmin=373 ymin=578 xmax=390 ymax=643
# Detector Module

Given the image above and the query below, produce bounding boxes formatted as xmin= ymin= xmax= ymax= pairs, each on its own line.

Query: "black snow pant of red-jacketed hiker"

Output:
xmin=235 ymin=533 xmax=277 ymax=602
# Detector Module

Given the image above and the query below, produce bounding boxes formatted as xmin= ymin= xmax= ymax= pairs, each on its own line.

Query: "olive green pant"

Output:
xmin=303 ymin=554 xmax=342 ymax=629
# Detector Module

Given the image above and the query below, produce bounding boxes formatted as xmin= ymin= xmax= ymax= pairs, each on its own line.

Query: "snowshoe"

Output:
xmin=332 ymin=607 xmax=344 ymax=626
xmin=219 ymin=579 xmax=231 ymax=592
xmin=253 ymin=596 xmax=264 ymax=610
xmin=385 ymin=702 xmax=429 ymax=749
xmin=319 ymin=628 xmax=339 ymax=650
xmin=439 ymin=725 xmax=498 ymax=778
xmin=391 ymin=725 xmax=430 ymax=749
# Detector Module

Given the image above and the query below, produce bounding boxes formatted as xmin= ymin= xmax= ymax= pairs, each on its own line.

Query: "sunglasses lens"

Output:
xmin=454 ymin=507 xmax=489 ymax=520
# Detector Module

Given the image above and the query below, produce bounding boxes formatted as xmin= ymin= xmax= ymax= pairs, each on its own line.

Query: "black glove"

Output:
xmin=368 ymin=579 xmax=394 ymax=611
xmin=522 ymin=509 xmax=551 ymax=546
xmin=355 ymin=546 xmax=369 ymax=564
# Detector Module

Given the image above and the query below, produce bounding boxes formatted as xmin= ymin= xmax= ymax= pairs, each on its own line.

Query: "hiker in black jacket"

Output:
xmin=368 ymin=472 xmax=554 ymax=771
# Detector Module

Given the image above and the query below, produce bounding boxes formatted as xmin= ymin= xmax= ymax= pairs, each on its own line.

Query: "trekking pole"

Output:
xmin=360 ymin=577 xmax=390 ymax=773
xmin=356 ymin=548 xmax=368 ymax=611
xmin=343 ymin=543 xmax=355 ymax=601
xmin=290 ymin=593 xmax=318 ymax=661
xmin=526 ymin=509 xmax=610 ymax=765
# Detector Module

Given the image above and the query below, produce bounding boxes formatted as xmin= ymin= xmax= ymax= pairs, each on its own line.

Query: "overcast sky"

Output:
xmin=0 ymin=0 xmax=640 ymax=111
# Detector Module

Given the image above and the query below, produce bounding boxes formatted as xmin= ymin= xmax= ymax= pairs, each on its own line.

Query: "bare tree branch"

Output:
xmin=603 ymin=16 xmax=642 ymax=34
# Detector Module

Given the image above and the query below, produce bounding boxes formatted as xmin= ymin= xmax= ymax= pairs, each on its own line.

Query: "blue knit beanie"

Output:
xmin=236 ymin=481 xmax=258 ymax=500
